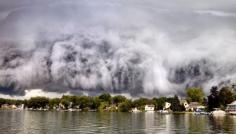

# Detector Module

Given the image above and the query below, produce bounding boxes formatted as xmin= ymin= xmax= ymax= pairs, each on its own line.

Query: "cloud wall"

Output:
xmin=0 ymin=0 xmax=236 ymax=97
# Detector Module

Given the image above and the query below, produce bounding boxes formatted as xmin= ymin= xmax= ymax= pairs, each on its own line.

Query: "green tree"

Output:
xmin=90 ymin=97 xmax=101 ymax=110
xmin=208 ymin=86 xmax=220 ymax=111
xmin=98 ymin=102 xmax=109 ymax=112
xmin=74 ymin=96 xmax=91 ymax=109
xmin=99 ymin=93 xmax=111 ymax=103
xmin=60 ymin=99 xmax=70 ymax=109
xmin=112 ymin=95 xmax=126 ymax=105
xmin=27 ymin=97 xmax=49 ymax=109
xmin=219 ymin=86 xmax=234 ymax=108
xmin=0 ymin=98 xmax=6 ymax=106
xmin=132 ymin=98 xmax=150 ymax=108
xmin=49 ymin=98 xmax=60 ymax=109
xmin=186 ymin=87 xmax=205 ymax=103
xmin=61 ymin=95 xmax=73 ymax=102
xmin=167 ymin=95 xmax=184 ymax=112
xmin=118 ymin=100 xmax=132 ymax=112
xmin=152 ymin=97 xmax=167 ymax=110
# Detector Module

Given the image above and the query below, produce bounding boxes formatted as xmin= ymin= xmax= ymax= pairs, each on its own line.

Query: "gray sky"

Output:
xmin=0 ymin=0 xmax=236 ymax=98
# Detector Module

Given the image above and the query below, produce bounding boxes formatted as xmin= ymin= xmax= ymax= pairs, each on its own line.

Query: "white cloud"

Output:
xmin=0 ymin=89 xmax=71 ymax=100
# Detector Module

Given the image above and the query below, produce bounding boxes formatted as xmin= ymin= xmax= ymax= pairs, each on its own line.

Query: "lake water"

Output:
xmin=0 ymin=110 xmax=236 ymax=134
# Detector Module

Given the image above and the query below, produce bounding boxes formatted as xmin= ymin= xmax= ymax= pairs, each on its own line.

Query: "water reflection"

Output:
xmin=0 ymin=110 xmax=236 ymax=134
xmin=144 ymin=112 xmax=155 ymax=133
xmin=208 ymin=115 xmax=236 ymax=133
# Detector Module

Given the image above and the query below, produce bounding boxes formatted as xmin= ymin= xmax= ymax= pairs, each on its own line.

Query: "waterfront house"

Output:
xmin=164 ymin=102 xmax=171 ymax=110
xmin=105 ymin=104 xmax=118 ymax=112
xmin=1 ymin=104 xmax=9 ymax=109
xmin=188 ymin=102 xmax=205 ymax=112
xmin=180 ymin=100 xmax=189 ymax=111
xmin=132 ymin=107 xmax=141 ymax=112
xmin=1 ymin=104 xmax=17 ymax=109
xmin=157 ymin=102 xmax=171 ymax=114
xmin=17 ymin=104 xmax=24 ymax=110
xmin=59 ymin=103 xmax=65 ymax=109
xmin=226 ymin=101 xmax=236 ymax=115
xmin=145 ymin=105 xmax=155 ymax=112
xmin=11 ymin=105 xmax=17 ymax=109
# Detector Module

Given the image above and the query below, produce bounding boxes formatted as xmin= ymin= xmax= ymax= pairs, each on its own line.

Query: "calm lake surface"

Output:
xmin=0 ymin=110 xmax=236 ymax=134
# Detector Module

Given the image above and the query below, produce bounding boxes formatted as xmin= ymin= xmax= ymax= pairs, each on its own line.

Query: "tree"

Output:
xmin=75 ymin=96 xmax=92 ymax=109
xmin=27 ymin=97 xmax=49 ymax=109
xmin=118 ymin=100 xmax=132 ymax=112
xmin=132 ymin=98 xmax=150 ymax=108
xmin=186 ymin=87 xmax=205 ymax=103
xmin=152 ymin=97 xmax=166 ymax=110
xmin=99 ymin=93 xmax=111 ymax=103
xmin=219 ymin=86 xmax=234 ymax=108
xmin=208 ymin=86 xmax=220 ymax=111
xmin=90 ymin=97 xmax=101 ymax=110
xmin=60 ymin=99 xmax=70 ymax=109
xmin=166 ymin=95 xmax=184 ymax=112
xmin=0 ymin=98 xmax=6 ymax=106
xmin=49 ymin=98 xmax=60 ymax=109
xmin=112 ymin=95 xmax=126 ymax=105
xmin=98 ymin=102 xmax=109 ymax=112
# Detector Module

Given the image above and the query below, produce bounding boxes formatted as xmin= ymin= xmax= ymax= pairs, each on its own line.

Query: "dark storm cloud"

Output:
xmin=0 ymin=0 xmax=236 ymax=97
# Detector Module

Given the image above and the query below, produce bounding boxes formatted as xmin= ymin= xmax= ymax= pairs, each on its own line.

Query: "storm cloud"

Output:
xmin=0 ymin=0 xmax=236 ymax=97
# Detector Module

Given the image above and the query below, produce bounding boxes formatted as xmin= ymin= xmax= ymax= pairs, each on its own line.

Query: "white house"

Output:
xmin=226 ymin=101 xmax=236 ymax=115
xmin=145 ymin=105 xmax=155 ymax=112
xmin=158 ymin=102 xmax=171 ymax=114
xmin=180 ymin=100 xmax=189 ymax=110
xmin=188 ymin=102 xmax=205 ymax=112
xmin=131 ymin=107 xmax=141 ymax=113
xmin=164 ymin=102 xmax=171 ymax=110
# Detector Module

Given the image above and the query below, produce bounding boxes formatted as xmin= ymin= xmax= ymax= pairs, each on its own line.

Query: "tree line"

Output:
xmin=0 ymin=85 xmax=235 ymax=112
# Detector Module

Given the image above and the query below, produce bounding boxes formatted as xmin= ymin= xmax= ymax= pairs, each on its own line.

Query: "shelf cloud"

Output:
xmin=0 ymin=0 xmax=236 ymax=97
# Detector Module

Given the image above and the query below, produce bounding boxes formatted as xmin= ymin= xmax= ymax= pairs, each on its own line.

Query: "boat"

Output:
xmin=158 ymin=110 xmax=170 ymax=114
xmin=68 ymin=108 xmax=76 ymax=112
xmin=158 ymin=102 xmax=171 ymax=114
xmin=194 ymin=108 xmax=209 ymax=115
xmin=210 ymin=108 xmax=226 ymax=116
xmin=226 ymin=101 xmax=236 ymax=115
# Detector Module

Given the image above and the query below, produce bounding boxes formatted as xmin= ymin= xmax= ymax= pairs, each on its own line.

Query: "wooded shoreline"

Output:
xmin=0 ymin=86 xmax=236 ymax=112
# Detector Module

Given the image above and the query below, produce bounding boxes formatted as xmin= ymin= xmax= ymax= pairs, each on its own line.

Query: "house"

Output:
xmin=187 ymin=102 xmax=205 ymax=111
xmin=11 ymin=105 xmax=17 ymax=109
xmin=180 ymin=100 xmax=189 ymax=111
xmin=145 ymin=105 xmax=155 ymax=112
xmin=17 ymin=104 xmax=24 ymax=110
xmin=164 ymin=102 xmax=171 ymax=110
xmin=59 ymin=103 xmax=65 ymax=109
xmin=158 ymin=102 xmax=172 ymax=114
xmin=105 ymin=105 xmax=118 ymax=112
xmin=226 ymin=101 xmax=236 ymax=115
xmin=1 ymin=104 xmax=17 ymax=109
xmin=131 ymin=107 xmax=141 ymax=113
xmin=1 ymin=104 xmax=9 ymax=109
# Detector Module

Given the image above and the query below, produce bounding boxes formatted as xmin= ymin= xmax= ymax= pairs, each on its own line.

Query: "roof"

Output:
xmin=228 ymin=101 xmax=236 ymax=105
xmin=189 ymin=102 xmax=200 ymax=106
xmin=180 ymin=100 xmax=188 ymax=103
xmin=145 ymin=105 xmax=155 ymax=107
xmin=188 ymin=102 xmax=205 ymax=109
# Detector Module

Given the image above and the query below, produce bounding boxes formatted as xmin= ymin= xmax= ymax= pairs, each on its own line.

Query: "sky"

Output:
xmin=0 ymin=0 xmax=236 ymax=98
